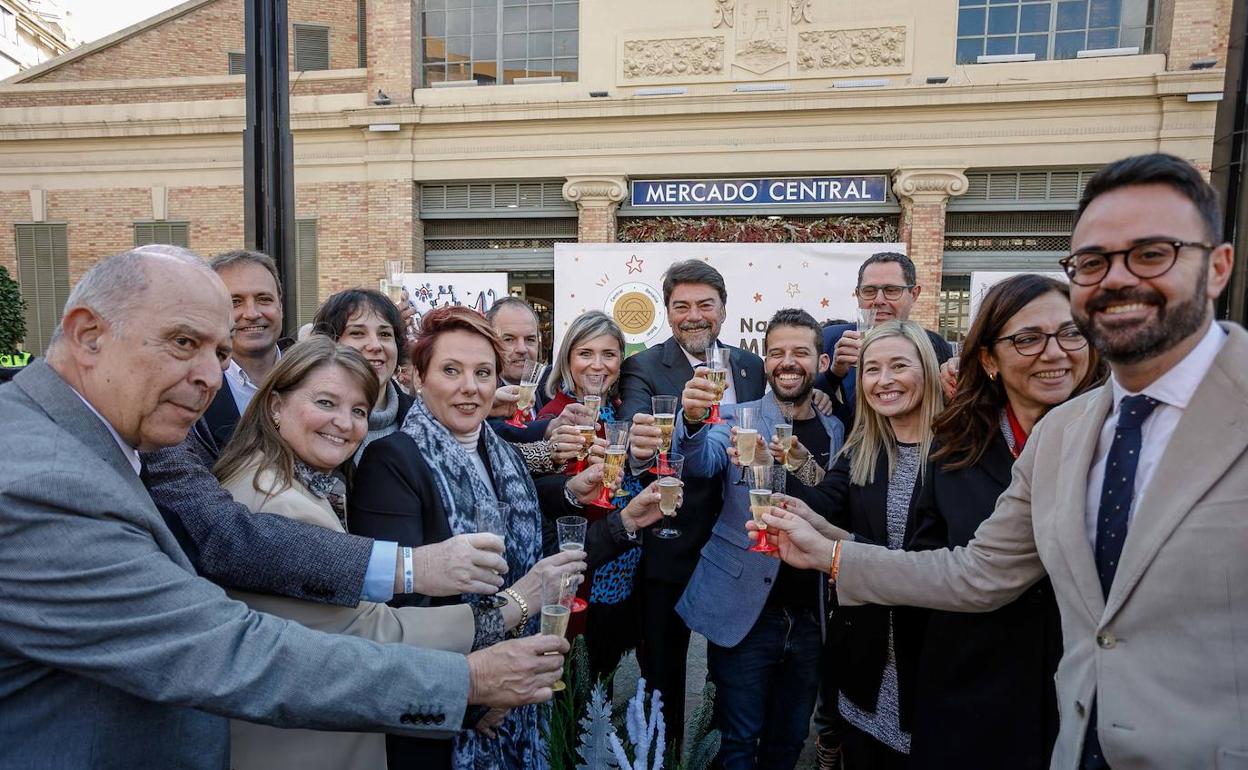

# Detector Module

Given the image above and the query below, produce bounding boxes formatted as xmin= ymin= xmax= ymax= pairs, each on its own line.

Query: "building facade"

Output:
xmin=0 ymin=0 xmax=73 ymax=81
xmin=0 ymin=0 xmax=1231 ymax=353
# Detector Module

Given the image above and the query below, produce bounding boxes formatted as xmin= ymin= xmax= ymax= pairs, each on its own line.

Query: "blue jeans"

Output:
xmin=707 ymin=606 xmax=823 ymax=770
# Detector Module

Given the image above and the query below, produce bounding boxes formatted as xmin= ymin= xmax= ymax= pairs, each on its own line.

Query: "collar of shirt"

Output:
xmin=1107 ymin=319 xmax=1227 ymax=411
xmin=225 ymin=347 xmax=281 ymax=412
xmin=69 ymin=387 xmax=142 ymax=476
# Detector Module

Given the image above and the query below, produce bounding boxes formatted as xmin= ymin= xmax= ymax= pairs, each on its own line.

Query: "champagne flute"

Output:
xmin=581 ymin=374 xmax=604 ymax=426
xmin=596 ymin=421 xmax=631 ymax=505
xmin=572 ymin=423 xmax=596 ymax=475
xmin=540 ymin=571 xmax=577 ymax=692
xmin=856 ymin=307 xmax=877 ymax=333
xmin=475 ymin=501 xmax=511 ymax=607
xmin=748 ymin=454 xmax=777 ymax=553
xmin=703 ymin=345 xmax=730 ymax=425
xmin=734 ymin=406 xmax=759 ymax=486
xmin=652 ymin=395 xmax=677 ymax=474
xmin=505 ymin=359 xmax=541 ymax=428
xmin=653 ymin=453 xmax=685 ymax=539
xmin=772 ymin=422 xmax=794 ymax=469
xmin=556 ymin=516 xmax=589 ymax=613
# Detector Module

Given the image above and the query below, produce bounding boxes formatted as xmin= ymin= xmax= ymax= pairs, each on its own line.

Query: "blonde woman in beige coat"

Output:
xmin=214 ymin=337 xmax=585 ymax=770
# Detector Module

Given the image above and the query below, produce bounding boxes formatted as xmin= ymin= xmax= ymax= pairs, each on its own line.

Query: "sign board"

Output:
xmin=629 ymin=176 xmax=889 ymax=208
xmin=968 ymin=270 xmax=1068 ymax=323
xmin=395 ymin=272 xmax=509 ymax=326
xmin=553 ymin=243 xmax=902 ymax=356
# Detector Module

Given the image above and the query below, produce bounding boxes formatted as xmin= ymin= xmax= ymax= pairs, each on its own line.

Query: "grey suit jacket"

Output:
xmin=835 ymin=323 xmax=1248 ymax=770
xmin=0 ymin=361 xmax=469 ymax=770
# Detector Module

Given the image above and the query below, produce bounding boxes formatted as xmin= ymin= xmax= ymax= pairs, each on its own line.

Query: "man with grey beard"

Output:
xmin=618 ymin=259 xmax=766 ymax=748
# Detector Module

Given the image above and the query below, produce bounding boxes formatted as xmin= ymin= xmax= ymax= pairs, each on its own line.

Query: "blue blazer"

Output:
xmin=672 ymin=395 xmax=845 ymax=648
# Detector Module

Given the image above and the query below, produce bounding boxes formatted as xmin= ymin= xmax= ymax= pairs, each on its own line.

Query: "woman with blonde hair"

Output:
xmin=214 ymin=336 xmax=580 ymax=770
xmin=783 ymin=319 xmax=944 ymax=770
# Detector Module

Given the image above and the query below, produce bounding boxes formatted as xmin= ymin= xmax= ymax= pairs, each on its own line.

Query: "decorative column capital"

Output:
xmin=892 ymin=166 xmax=969 ymax=206
xmin=562 ymin=174 xmax=629 ymax=207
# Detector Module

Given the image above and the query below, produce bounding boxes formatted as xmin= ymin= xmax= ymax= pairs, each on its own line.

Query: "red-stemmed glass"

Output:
xmin=703 ymin=346 xmax=730 ymax=424
xmin=504 ymin=359 xmax=541 ymax=428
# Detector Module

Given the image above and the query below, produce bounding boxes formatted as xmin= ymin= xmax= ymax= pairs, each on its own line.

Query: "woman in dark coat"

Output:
xmin=905 ymin=274 xmax=1103 ymax=769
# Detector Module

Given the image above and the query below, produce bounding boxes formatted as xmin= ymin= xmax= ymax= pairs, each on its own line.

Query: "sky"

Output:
xmin=63 ymin=0 xmax=185 ymax=45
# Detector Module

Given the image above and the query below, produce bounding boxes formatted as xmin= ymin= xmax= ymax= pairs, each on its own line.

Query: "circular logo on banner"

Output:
xmin=606 ymin=282 xmax=666 ymax=346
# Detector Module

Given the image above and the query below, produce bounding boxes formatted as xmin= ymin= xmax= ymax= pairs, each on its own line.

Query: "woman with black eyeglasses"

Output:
xmin=904 ymin=274 xmax=1106 ymax=769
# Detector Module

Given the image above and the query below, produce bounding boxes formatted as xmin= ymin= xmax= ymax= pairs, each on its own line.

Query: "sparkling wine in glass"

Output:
xmin=556 ymin=515 xmax=589 ymax=612
xmin=505 ymin=359 xmax=542 ymax=428
xmin=540 ymin=572 xmax=577 ymax=691
xmin=734 ymin=406 xmax=759 ymax=486
xmin=652 ymin=395 xmax=677 ymax=474
xmin=604 ymin=420 xmax=631 ymax=500
xmin=703 ymin=346 xmax=730 ymax=424
xmin=773 ymin=423 xmax=793 ymax=469
xmin=653 ymin=453 xmax=684 ymax=539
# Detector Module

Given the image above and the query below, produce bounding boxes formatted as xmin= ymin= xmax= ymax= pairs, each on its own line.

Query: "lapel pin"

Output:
xmin=740 ymin=368 xmax=747 ymax=377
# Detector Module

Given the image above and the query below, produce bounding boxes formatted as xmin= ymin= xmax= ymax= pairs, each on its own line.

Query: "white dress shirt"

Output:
xmin=1084 ymin=320 xmax=1227 ymax=548
xmin=224 ymin=349 xmax=281 ymax=414
xmin=71 ymin=388 xmax=141 ymax=476
xmin=682 ymin=344 xmax=738 ymax=406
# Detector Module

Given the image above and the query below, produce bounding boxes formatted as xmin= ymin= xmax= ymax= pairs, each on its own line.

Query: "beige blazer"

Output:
xmin=223 ymin=459 xmax=476 ymax=770
xmin=837 ymin=322 xmax=1248 ymax=770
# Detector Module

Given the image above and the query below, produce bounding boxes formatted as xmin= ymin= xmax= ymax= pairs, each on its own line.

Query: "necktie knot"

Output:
xmin=1116 ymin=394 xmax=1159 ymax=431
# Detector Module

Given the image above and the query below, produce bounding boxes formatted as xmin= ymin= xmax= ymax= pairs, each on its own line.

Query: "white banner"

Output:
xmin=553 ymin=243 xmax=902 ymax=356
xmin=396 ymin=272 xmax=509 ymax=325
xmin=969 ymin=270 xmax=1068 ymax=324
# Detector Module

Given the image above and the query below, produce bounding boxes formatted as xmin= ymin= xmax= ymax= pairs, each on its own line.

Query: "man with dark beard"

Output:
xmin=618 ymin=259 xmax=766 ymax=749
xmin=756 ymin=153 xmax=1248 ymax=770
xmin=670 ymin=308 xmax=844 ymax=770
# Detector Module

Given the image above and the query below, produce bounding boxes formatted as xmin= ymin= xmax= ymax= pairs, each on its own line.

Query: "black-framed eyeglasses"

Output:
xmin=1059 ymin=239 xmax=1213 ymax=286
xmin=855 ymin=284 xmax=915 ymax=301
xmin=994 ymin=327 xmax=1088 ymax=357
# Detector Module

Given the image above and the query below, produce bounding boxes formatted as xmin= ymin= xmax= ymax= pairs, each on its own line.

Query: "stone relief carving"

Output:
xmin=622 ymin=37 xmax=725 ymax=79
xmin=735 ymin=0 xmax=789 ymax=75
xmin=713 ymin=0 xmax=735 ymax=28
xmin=789 ymin=0 xmax=813 ymax=24
xmin=796 ymin=26 xmax=907 ymax=71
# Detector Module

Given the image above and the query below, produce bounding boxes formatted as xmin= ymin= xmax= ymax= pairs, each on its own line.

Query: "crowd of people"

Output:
xmin=0 ymin=152 xmax=1243 ymax=770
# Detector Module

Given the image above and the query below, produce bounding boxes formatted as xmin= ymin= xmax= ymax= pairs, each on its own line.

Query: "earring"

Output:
xmin=272 ymin=414 xmax=281 ymax=428
xmin=988 ymin=371 xmax=998 ymax=382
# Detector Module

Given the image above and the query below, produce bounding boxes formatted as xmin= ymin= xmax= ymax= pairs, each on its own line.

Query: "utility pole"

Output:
xmin=1213 ymin=0 xmax=1248 ymax=322
xmin=243 ymin=0 xmax=297 ymax=336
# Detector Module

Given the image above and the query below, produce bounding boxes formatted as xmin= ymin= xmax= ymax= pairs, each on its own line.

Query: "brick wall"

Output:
xmin=0 ymin=192 xmax=27 ymax=278
xmin=899 ymin=199 xmax=945 ymax=329
xmin=367 ymin=0 xmax=415 ymax=104
xmin=28 ymin=0 xmax=360 ymax=84
xmin=576 ymin=204 xmax=619 ymax=243
xmin=0 ymin=75 xmax=365 ymax=108
xmin=1159 ymin=0 xmax=1225 ymax=70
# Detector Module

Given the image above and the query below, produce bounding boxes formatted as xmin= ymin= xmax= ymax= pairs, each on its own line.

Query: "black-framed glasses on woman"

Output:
xmin=1059 ymin=239 xmax=1213 ymax=286
xmin=855 ymin=284 xmax=915 ymax=300
xmin=995 ymin=326 xmax=1088 ymax=357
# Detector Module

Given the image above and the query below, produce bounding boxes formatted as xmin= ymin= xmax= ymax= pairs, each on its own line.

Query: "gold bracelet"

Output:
xmin=501 ymin=588 xmax=529 ymax=633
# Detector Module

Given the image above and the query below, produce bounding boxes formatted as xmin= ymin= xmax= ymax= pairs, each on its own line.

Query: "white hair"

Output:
xmin=49 ymin=245 xmax=215 ymax=347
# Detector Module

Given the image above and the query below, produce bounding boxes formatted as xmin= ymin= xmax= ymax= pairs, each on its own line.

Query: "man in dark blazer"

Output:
xmin=486 ymin=297 xmax=558 ymax=442
xmin=618 ymin=259 xmax=766 ymax=746
xmin=817 ymin=252 xmax=953 ymax=427
xmin=0 ymin=246 xmax=565 ymax=768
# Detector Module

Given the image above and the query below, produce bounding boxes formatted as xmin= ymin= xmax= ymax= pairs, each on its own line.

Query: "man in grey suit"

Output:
xmin=759 ymin=154 xmax=1248 ymax=769
xmin=0 ymin=247 xmax=566 ymax=769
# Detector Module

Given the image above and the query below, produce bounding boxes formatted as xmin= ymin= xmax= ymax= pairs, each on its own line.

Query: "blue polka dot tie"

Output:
xmin=1094 ymin=394 xmax=1160 ymax=598
xmin=1082 ymin=393 xmax=1160 ymax=769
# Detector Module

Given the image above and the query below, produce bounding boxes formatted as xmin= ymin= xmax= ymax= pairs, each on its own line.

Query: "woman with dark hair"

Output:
xmin=312 ymin=288 xmax=413 ymax=463
xmin=905 ymin=273 xmax=1104 ymax=769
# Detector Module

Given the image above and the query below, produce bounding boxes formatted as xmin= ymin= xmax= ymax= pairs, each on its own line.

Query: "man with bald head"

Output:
xmin=0 ymin=246 xmax=567 ymax=769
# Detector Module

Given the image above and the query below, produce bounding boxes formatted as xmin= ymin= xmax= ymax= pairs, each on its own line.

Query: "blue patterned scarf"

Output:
xmin=588 ymin=400 xmax=643 ymax=605
xmin=399 ymin=397 xmax=546 ymax=770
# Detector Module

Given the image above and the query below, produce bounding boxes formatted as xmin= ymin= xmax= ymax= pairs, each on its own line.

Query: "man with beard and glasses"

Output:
xmin=755 ymin=153 xmax=1248 ymax=770
xmin=618 ymin=259 xmax=766 ymax=749
xmin=669 ymin=308 xmax=844 ymax=770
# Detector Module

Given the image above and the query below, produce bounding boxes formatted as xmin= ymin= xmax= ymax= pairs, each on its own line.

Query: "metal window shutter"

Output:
xmin=294 ymin=219 xmax=319 ymax=325
xmin=228 ymin=51 xmax=246 ymax=75
xmin=14 ymin=224 xmax=68 ymax=355
xmin=424 ymin=249 xmax=554 ymax=271
xmin=357 ymin=0 xmax=367 ymax=68
xmin=294 ymin=25 xmax=330 ymax=71
xmin=134 ymin=222 xmax=190 ymax=248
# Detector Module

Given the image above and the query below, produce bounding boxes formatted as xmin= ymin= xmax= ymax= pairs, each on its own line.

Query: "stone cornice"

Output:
xmin=562 ymin=175 xmax=628 ymax=206
xmin=892 ymin=166 xmax=969 ymax=205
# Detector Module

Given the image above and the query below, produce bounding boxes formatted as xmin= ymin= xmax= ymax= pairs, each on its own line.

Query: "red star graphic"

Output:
xmin=820 ymin=298 xmax=830 ymax=308
xmin=753 ymin=292 xmax=763 ymax=303
xmin=625 ymin=255 xmax=644 ymax=274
